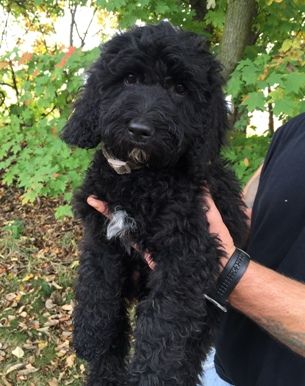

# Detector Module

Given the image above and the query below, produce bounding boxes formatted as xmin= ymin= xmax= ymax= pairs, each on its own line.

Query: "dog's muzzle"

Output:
xmin=101 ymin=143 xmax=148 ymax=174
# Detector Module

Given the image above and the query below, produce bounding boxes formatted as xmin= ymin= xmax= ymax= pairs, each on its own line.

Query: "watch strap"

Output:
xmin=204 ymin=248 xmax=250 ymax=312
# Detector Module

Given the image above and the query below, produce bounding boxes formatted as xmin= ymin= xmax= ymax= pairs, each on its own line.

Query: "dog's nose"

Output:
xmin=128 ymin=121 xmax=153 ymax=140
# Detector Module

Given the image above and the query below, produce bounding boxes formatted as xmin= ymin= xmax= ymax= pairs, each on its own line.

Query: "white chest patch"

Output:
xmin=106 ymin=209 xmax=136 ymax=240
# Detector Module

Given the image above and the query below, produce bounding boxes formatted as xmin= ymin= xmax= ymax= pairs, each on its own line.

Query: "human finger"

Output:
xmin=87 ymin=196 xmax=157 ymax=269
xmin=87 ymin=196 xmax=112 ymax=219
xmin=204 ymin=191 xmax=235 ymax=260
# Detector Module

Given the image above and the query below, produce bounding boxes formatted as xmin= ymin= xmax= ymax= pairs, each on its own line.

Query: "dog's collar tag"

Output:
xmin=101 ymin=143 xmax=143 ymax=175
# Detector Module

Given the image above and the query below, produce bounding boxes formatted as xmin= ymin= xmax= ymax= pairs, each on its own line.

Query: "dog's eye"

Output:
xmin=124 ymin=74 xmax=138 ymax=85
xmin=175 ymin=83 xmax=186 ymax=95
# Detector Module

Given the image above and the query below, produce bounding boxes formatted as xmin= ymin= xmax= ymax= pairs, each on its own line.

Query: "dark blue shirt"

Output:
xmin=215 ymin=112 xmax=305 ymax=386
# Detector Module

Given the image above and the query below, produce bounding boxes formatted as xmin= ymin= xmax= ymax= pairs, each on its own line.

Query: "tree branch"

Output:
xmin=0 ymin=10 xmax=10 ymax=49
xmin=80 ymin=7 xmax=97 ymax=48
xmin=41 ymin=105 xmax=57 ymax=118
xmin=0 ymin=82 xmax=15 ymax=89
xmin=8 ymin=60 xmax=19 ymax=101
xmin=0 ymin=90 xmax=5 ymax=107
xmin=69 ymin=2 xmax=78 ymax=47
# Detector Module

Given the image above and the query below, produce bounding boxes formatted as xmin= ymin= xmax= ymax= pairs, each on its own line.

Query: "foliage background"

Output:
xmin=0 ymin=0 xmax=304 ymax=384
xmin=1 ymin=0 xmax=304 ymax=214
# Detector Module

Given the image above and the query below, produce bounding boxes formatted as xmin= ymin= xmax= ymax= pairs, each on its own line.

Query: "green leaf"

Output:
xmin=266 ymin=72 xmax=284 ymax=86
xmin=155 ymin=2 xmax=171 ymax=14
xmin=227 ymin=74 xmax=242 ymax=97
xmin=282 ymin=72 xmax=305 ymax=94
xmin=272 ymin=98 xmax=299 ymax=117
xmin=242 ymin=92 xmax=266 ymax=111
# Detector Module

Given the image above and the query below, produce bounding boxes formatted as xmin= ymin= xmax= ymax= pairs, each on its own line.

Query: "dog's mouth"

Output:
xmin=101 ymin=143 xmax=150 ymax=174
xmin=128 ymin=148 xmax=149 ymax=164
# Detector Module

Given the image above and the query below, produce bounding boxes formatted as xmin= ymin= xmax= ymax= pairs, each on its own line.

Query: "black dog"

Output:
xmin=62 ymin=22 xmax=247 ymax=386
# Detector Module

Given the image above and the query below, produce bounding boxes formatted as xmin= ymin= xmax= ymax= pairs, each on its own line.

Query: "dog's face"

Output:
xmin=62 ymin=22 xmax=228 ymax=169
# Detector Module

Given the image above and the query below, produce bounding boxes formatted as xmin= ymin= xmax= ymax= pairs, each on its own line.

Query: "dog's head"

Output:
xmin=62 ymin=22 xmax=228 ymax=170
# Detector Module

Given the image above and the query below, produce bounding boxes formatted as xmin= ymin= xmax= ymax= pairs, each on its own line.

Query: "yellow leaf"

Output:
xmin=22 ymin=273 xmax=34 ymax=282
xmin=280 ymin=39 xmax=293 ymax=52
xmin=243 ymin=158 xmax=250 ymax=167
xmin=38 ymin=341 xmax=48 ymax=350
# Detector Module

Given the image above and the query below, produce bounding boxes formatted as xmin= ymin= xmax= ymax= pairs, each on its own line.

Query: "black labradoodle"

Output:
xmin=62 ymin=22 xmax=247 ymax=386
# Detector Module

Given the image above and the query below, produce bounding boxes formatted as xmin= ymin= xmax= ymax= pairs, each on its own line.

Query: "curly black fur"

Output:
xmin=62 ymin=22 xmax=248 ymax=386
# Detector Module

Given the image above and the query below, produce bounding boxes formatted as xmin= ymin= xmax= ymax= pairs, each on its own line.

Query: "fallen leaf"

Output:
xmin=38 ymin=340 xmax=48 ymax=350
xmin=45 ymin=319 xmax=59 ymax=327
xmin=61 ymin=304 xmax=73 ymax=311
xmin=1 ymin=377 xmax=12 ymax=386
xmin=45 ymin=298 xmax=55 ymax=309
xmin=66 ymin=353 xmax=76 ymax=368
xmin=5 ymin=293 xmax=16 ymax=302
xmin=22 ymin=273 xmax=34 ymax=282
xmin=12 ymin=346 xmax=24 ymax=358
xmin=18 ymin=363 xmax=38 ymax=375
xmin=51 ymin=281 xmax=63 ymax=289
xmin=80 ymin=363 xmax=85 ymax=373
xmin=5 ymin=363 xmax=25 ymax=375
xmin=48 ymin=379 xmax=59 ymax=386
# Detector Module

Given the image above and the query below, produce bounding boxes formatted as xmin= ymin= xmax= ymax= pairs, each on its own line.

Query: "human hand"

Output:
xmin=87 ymin=193 xmax=235 ymax=270
xmin=86 ymin=196 xmax=156 ymax=270
xmin=204 ymin=192 xmax=236 ymax=267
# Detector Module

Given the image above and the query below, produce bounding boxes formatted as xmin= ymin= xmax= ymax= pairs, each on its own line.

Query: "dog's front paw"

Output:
xmin=128 ymin=373 xmax=164 ymax=386
xmin=86 ymin=364 xmax=128 ymax=386
xmin=73 ymin=327 xmax=106 ymax=362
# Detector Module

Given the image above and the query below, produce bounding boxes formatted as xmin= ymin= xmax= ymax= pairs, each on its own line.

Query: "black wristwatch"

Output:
xmin=204 ymin=248 xmax=250 ymax=312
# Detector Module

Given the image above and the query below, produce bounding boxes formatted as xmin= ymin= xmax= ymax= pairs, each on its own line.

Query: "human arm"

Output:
xmin=87 ymin=194 xmax=305 ymax=358
xmin=242 ymin=163 xmax=263 ymax=222
xmin=205 ymin=193 xmax=305 ymax=358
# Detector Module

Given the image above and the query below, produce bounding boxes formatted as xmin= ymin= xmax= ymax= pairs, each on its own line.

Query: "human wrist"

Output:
xmin=228 ymin=260 xmax=262 ymax=308
xmin=220 ymin=245 xmax=236 ymax=271
xmin=205 ymin=248 xmax=251 ymax=312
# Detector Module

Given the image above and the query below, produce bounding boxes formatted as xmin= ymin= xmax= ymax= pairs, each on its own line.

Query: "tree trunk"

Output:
xmin=218 ymin=0 xmax=257 ymax=82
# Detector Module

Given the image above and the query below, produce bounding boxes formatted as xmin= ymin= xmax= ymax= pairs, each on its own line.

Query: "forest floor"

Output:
xmin=0 ymin=183 xmax=85 ymax=385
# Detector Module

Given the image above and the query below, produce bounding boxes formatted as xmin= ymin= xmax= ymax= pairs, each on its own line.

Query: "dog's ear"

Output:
xmin=206 ymin=62 xmax=229 ymax=159
xmin=209 ymin=84 xmax=228 ymax=154
xmin=61 ymin=63 xmax=103 ymax=148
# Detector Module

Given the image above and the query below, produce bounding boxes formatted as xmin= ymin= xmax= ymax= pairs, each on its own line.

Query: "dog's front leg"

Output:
xmin=73 ymin=237 xmax=129 ymax=386
xmin=128 ymin=236 xmax=219 ymax=386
